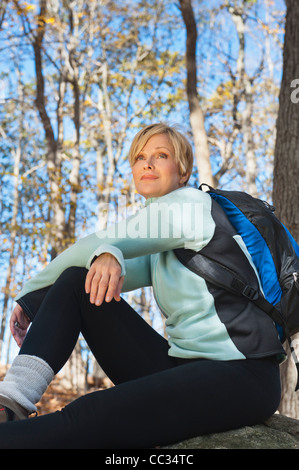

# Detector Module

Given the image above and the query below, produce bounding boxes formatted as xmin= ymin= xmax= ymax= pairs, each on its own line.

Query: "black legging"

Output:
xmin=0 ymin=267 xmax=281 ymax=449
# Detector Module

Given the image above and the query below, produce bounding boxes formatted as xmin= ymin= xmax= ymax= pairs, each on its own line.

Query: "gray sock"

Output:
xmin=0 ymin=354 xmax=54 ymax=413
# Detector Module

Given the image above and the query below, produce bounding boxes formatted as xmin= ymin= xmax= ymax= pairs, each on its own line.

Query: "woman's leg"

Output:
xmin=0 ymin=356 xmax=281 ymax=449
xmin=20 ymin=266 xmax=176 ymax=381
xmin=0 ymin=267 xmax=177 ymax=416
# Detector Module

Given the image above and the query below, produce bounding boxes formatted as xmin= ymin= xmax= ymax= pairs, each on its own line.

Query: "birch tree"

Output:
xmin=0 ymin=70 xmax=23 ymax=359
xmin=227 ymin=1 xmax=258 ymax=196
xmin=179 ymin=0 xmax=214 ymax=186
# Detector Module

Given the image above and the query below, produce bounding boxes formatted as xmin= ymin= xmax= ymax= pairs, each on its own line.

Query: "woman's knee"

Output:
xmin=56 ymin=266 xmax=88 ymax=290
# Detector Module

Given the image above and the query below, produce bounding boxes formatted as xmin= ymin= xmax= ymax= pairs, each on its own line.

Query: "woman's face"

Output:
xmin=132 ymin=134 xmax=187 ymax=199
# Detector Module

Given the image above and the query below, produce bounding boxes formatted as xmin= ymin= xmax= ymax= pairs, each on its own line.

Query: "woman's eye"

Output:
xmin=135 ymin=155 xmax=144 ymax=161
xmin=158 ymin=153 xmax=168 ymax=159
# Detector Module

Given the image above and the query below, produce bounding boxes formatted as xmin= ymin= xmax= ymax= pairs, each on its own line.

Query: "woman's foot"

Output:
xmin=0 ymin=395 xmax=29 ymax=423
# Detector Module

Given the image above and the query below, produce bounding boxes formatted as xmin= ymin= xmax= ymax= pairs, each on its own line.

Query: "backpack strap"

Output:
xmin=174 ymin=248 xmax=299 ymax=391
xmin=174 ymin=248 xmax=284 ymax=325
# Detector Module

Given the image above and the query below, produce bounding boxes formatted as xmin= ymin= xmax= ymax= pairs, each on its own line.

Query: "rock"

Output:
xmin=163 ymin=414 xmax=299 ymax=449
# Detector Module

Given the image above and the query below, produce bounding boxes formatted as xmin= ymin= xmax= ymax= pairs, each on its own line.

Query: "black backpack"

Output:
xmin=174 ymin=185 xmax=299 ymax=390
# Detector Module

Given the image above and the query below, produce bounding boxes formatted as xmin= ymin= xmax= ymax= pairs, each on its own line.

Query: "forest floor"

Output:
xmin=0 ymin=364 xmax=113 ymax=416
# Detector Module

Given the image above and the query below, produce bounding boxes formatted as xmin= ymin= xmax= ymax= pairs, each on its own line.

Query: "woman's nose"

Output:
xmin=143 ymin=157 xmax=154 ymax=169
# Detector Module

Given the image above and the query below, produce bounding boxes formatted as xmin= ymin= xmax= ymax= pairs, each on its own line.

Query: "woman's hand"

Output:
xmin=85 ymin=253 xmax=124 ymax=306
xmin=10 ymin=303 xmax=30 ymax=347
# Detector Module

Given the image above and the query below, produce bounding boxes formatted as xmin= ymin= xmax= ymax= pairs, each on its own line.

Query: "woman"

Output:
xmin=0 ymin=123 xmax=284 ymax=448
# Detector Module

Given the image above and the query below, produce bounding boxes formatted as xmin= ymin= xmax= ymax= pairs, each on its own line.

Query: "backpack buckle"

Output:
xmin=293 ymin=272 xmax=299 ymax=291
xmin=242 ymin=285 xmax=258 ymax=301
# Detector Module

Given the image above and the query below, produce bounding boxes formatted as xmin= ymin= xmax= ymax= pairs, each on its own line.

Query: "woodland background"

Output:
xmin=1 ymin=0 xmax=299 ymax=419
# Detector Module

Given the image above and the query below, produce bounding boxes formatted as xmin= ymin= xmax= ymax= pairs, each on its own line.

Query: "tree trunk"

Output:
xmin=228 ymin=3 xmax=258 ymax=196
xmin=272 ymin=0 xmax=299 ymax=418
xmin=273 ymin=1 xmax=299 ymax=238
xmin=33 ymin=0 xmax=66 ymax=259
xmin=178 ymin=0 xmax=214 ymax=186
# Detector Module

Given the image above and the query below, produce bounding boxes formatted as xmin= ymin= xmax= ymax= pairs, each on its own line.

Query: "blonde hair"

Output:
xmin=128 ymin=123 xmax=193 ymax=183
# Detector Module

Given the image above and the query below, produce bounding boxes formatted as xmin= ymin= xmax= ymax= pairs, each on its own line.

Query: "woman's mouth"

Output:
xmin=141 ymin=174 xmax=158 ymax=180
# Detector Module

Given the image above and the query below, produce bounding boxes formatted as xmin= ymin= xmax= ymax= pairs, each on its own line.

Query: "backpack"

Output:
xmin=174 ymin=184 xmax=299 ymax=391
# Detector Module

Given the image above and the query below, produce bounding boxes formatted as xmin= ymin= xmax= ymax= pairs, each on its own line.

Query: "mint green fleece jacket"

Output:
xmin=15 ymin=187 xmax=262 ymax=361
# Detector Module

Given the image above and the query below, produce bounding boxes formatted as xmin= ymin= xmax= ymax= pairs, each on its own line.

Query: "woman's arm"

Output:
xmin=15 ymin=187 xmax=214 ymax=303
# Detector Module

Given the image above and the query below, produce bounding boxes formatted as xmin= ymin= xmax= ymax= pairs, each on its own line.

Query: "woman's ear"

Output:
xmin=180 ymin=172 xmax=190 ymax=186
